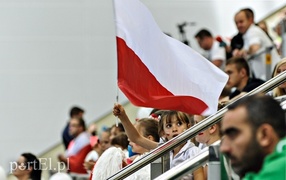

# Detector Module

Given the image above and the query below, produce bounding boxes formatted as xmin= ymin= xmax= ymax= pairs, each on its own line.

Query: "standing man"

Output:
xmin=62 ymin=106 xmax=85 ymax=149
xmin=220 ymin=94 xmax=286 ymax=179
xmin=195 ymin=29 xmax=226 ymax=70
xmin=232 ymin=8 xmax=280 ymax=80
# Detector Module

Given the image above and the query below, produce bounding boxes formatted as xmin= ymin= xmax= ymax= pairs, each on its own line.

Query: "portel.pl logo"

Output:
xmin=10 ymin=158 xmax=69 ymax=173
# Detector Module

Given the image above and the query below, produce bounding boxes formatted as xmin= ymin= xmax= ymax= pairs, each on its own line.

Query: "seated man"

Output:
xmin=224 ymin=57 xmax=265 ymax=100
xmin=58 ymin=117 xmax=91 ymax=175
xmin=220 ymin=94 xmax=286 ymax=179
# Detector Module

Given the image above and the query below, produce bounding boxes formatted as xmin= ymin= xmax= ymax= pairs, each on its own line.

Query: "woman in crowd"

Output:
xmin=12 ymin=153 xmax=41 ymax=180
xmin=271 ymin=58 xmax=286 ymax=98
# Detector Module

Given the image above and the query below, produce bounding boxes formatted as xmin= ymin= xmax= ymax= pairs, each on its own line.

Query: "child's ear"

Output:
xmin=187 ymin=123 xmax=191 ymax=128
xmin=147 ymin=135 xmax=155 ymax=141
xmin=209 ymin=125 xmax=217 ymax=134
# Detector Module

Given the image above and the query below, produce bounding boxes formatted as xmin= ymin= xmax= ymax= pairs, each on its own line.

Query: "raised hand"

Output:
xmin=113 ymin=103 xmax=126 ymax=119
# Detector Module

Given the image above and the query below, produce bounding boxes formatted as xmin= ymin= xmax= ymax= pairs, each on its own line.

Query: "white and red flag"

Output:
xmin=113 ymin=0 xmax=228 ymax=115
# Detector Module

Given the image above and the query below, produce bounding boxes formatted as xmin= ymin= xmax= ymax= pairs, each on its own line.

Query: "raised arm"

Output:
xmin=113 ymin=104 xmax=158 ymax=150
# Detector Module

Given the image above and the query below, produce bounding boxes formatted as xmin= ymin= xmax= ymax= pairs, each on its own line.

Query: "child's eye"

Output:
xmin=165 ymin=124 xmax=171 ymax=128
xmin=177 ymin=121 xmax=183 ymax=126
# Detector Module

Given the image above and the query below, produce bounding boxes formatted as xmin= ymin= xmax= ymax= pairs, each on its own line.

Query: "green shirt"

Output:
xmin=243 ymin=137 xmax=286 ymax=180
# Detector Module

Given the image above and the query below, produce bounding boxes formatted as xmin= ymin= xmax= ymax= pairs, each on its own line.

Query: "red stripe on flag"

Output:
xmin=117 ymin=37 xmax=208 ymax=114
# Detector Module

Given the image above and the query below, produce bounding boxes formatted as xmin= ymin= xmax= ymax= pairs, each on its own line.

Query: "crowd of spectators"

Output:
xmin=4 ymin=6 xmax=286 ymax=180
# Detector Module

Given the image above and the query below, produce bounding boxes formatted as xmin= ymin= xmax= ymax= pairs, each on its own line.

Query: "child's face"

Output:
xmin=194 ymin=115 xmax=211 ymax=144
xmin=110 ymin=126 xmax=121 ymax=141
xmin=163 ymin=116 xmax=189 ymax=141
xmin=129 ymin=124 xmax=149 ymax=154
xmin=100 ymin=131 xmax=111 ymax=151
xmin=277 ymin=63 xmax=286 ymax=89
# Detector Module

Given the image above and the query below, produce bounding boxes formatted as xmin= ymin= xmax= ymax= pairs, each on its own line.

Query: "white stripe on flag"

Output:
xmin=114 ymin=0 xmax=228 ymax=115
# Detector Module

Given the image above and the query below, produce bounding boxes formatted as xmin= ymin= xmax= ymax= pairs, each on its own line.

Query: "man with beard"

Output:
xmin=220 ymin=94 xmax=286 ymax=179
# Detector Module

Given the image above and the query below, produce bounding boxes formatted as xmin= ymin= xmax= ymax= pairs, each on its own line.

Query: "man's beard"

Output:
xmin=230 ymin=137 xmax=265 ymax=178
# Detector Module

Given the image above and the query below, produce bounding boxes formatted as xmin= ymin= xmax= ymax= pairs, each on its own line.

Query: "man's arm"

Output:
xmin=248 ymin=44 xmax=261 ymax=55
xmin=232 ymin=43 xmax=260 ymax=58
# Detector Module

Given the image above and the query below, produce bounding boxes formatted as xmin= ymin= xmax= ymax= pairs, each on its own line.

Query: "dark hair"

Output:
xmin=72 ymin=118 xmax=86 ymax=131
xmin=70 ymin=106 xmax=84 ymax=118
xmin=111 ymin=133 xmax=129 ymax=149
xmin=194 ymin=29 xmax=212 ymax=39
xmin=111 ymin=123 xmax=125 ymax=132
xmin=226 ymin=57 xmax=250 ymax=76
xmin=136 ymin=118 xmax=160 ymax=142
xmin=240 ymin=8 xmax=254 ymax=20
xmin=228 ymin=94 xmax=286 ymax=138
xmin=21 ymin=153 xmax=42 ymax=180
xmin=158 ymin=111 xmax=190 ymax=137
xmin=149 ymin=108 xmax=160 ymax=115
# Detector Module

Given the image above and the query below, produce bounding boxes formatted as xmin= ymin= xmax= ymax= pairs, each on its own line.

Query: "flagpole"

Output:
xmin=115 ymin=86 xmax=119 ymax=127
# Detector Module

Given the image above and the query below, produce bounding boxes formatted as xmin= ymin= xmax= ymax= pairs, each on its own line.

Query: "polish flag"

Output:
xmin=113 ymin=0 xmax=228 ymax=115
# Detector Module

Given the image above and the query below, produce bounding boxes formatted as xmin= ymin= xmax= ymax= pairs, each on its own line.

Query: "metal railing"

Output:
xmin=107 ymin=70 xmax=286 ymax=180
xmin=154 ymin=141 xmax=221 ymax=180
xmin=155 ymin=94 xmax=286 ymax=180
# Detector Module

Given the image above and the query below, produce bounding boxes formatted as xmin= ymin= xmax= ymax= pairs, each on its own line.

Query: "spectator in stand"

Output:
xmin=99 ymin=128 xmax=111 ymax=152
xmin=125 ymin=118 xmax=160 ymax=180
xmin=224 ymin=57 xmax=265 ymax=100
xmin=194 ymin=115 xmax=221 ymax=148
xmin=268 ymin=58 xmax=286 ymax=98
xmin=83 ymin=136 xmax=102 ymax=172
xmin=220 ymin=94 xmax=286 ymax=179
xmin=194 ymin=29 xmax=226 ymax=70
xmin=91 ymin=146 xmax=126 ymax=180
xmin=87 ymin=128 xmax=112 ymax=180
xmin=109 ymin=123 xmax=125 ymax=141
xmin=58 ymin=117 xmax=91 ymax=175
xmin=257 ymin=21 xmax=273 ymax=42
xmin=111 ymin=133 xmax=129 ymax=152
xmin=62 ymin=106 xmax=85 ymax=149
xmin=194 ymin=115 xmax=221 ymax=179
xmin=232 ymin=8 xmax=280 ymax=80
xmin=113 ymin=104 xmax=205 ymax=180
xmin=274 ymin=22 xmax=283 ymax=56
xmin=87 ymin=123 xmax=97 ymax=136
xmin=91 ymin=133 xmax=129 ymax=180
xmin=12 ymin=153 xmax=42 ymax=180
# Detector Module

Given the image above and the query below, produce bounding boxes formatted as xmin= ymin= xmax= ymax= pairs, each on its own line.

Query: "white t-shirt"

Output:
xmin=170 ymin=140 xmax=201 ymax=168
xmin=243 ymin=24 xmax=281 ymax=80
xmin=204 ymin=40 xmax=226 ymax=70
xmin=84 ymin=150 xmax=99 ymax=162
xmin=124 ymin=153 xmax=150 ymax=180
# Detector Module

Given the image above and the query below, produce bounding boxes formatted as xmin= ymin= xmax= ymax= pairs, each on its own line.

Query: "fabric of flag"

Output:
xmin=113 ymin=0 xmax=228 ymax=115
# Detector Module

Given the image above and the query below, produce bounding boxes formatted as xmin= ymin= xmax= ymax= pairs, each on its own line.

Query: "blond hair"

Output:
xmin=272 ymin=58 xmax=286 ymax=97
